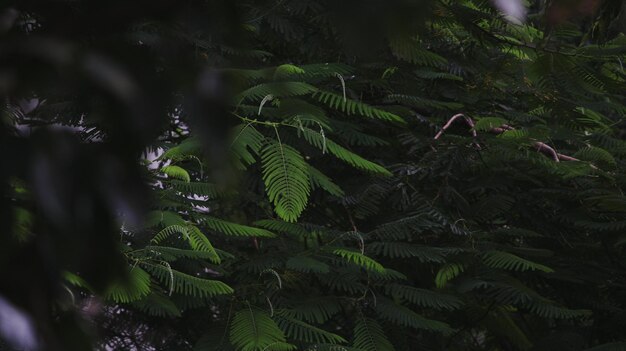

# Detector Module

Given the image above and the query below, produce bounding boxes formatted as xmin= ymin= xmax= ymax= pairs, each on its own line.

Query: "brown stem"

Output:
xmin=435 ymin=113 xmax=584 ymax=164
xmin=434 ymin=113 xmax=467 ymax=140
xmin=557 ymin=153 xmax=579 ymax=161
xmin=533 ymin=141 xmax=559 ymax=162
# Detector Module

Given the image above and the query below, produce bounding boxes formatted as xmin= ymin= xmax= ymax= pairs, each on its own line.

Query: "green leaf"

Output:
xmin=260 ymin=140 xmax=311 ymax=222
xmin=161 ymin=165 xmax=191 ymax=183
xmin=169 ymin=180 xmax=226 ymax=198
xmin=160 ymin=138 xmax=202 ymax=161
xmin=151 ymin=224 xmax=220 ymax=263
xmin=389 ymin=36 xmax=447 ymax=67
xmin=142 ymin=246 xmax=224 ymax=262
xmin=308 ymin=165 xmax=345 ymax=197
xmin=435 ymin=263 xmax=464 ymax=288
xmin=146 ymin=210 xmax=186 ymax=227
xmin=185 ymin=225 xmax=221 ymax=263
xmin=231 ymin=124 xmax=265 ymax=168
xmin=482 ymin=250 xmax=554 ymax=273
xmin=273 ymin=64 xmax=305 ymax=80
xmin=474 ymin=117 xmax=509 ymax=131
xmin=143 ymin=263 xmax=233 ymax=298
xmin=286 ymin=256 xmax=330 ymax=274
xmin=202 ymin=217 xmax=276 ymax=238
xmin=385 ymin=284 xmax=463 ymax=310
xmin=376 ymin=298 xmax=454 ymax=334
xmin=275 ymin=311 xmax=347 ymax=344
xmin=352 ymin=317 xmax=395 ymax=351
xmin=313 ymin=90 xmax=405 ymax=123
xmin=151 ymin=224 xmax=189 ymax=244
xmin=238 ymin=82 xmax=318 ymax=101
xmin=331 ymin=249 xmax=385 ymax=272
xmin=104 ymin=267 xmax=151 ymax=303
xmin=298 ymin=127 xmax=392 ymax=175
xmin=254 ymin=219 xmax=310 ymax=237
xmin=132 ymin=291 xmax=182 ymax=317
xmin=574 ymin=146 xmax=616 ymax=167
xmin=230 ymin=307 xmax=294 ymax=351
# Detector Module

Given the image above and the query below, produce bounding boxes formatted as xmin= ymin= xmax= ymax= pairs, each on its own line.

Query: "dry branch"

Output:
xmin=434 ymin=113 xmax=582 ymax=163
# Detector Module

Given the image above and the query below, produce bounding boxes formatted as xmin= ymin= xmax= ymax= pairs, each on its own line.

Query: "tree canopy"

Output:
xmin=2 ymin=0 xmax=626 ymax=350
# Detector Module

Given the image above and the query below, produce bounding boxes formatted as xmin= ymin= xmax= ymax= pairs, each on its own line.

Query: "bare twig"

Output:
xmin=435 ymin=113 xmax=583 ymax=163
xmin=557 ymin=153 xmax=579 ymax=161
xmin=434 ymin=113 xmax=467 ymax=140
xmin=533 ymin=141 xmax=559 ymax=162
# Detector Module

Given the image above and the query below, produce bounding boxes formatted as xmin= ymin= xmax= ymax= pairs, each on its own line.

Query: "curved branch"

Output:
xmin=533 ymin=142 xmax=559 ymax=162
xmin=435 ymin=113 xmax=584 ymax=163
xmin=434 ymin=113 xmax=467 ymax=140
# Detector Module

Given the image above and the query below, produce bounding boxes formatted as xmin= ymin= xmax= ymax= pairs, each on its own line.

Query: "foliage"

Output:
xmin=3 ymin=0 xmax=626 ymax=350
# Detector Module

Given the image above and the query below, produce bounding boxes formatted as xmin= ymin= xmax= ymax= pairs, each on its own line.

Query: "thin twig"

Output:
xmin=434 ymin=113 xmax=466 ymax=140
xmin=434 ymin=113 xmax=585 ymax=163
xmin=533 ymin=141 xmax=559 ymax=162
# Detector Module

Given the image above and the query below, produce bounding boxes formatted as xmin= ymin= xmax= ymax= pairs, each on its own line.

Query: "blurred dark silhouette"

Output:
xmin=0 ymin=1 xmax=244 ymax=349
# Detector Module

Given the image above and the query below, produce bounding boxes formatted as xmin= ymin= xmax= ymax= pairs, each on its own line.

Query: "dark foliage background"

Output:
xmin=1 ymin=0 xmax=626 ymax=350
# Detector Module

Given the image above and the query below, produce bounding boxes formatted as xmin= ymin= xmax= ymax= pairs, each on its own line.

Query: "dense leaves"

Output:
xmin=3 ymin=0 xmax=626 ymax=350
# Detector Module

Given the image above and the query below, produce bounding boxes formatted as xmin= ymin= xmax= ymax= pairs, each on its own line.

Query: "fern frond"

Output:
xmin=384 ymin=94 xmax=463 ymax=111
xmin=368 ymin=268 xmax=407 ymax=281
xmin=146 ymin=210 xmax=186 ymax=227
xmin=132 ymin=291 xmax=181 ymax=317
xmin=389 ymin=37 xmax=447 ymax=67
xmin=352 ymin=317 xmax=395 ymax=351
xmin=280 ymin=98 xmax=329 ymax=124
xmin=185 ymin=225 xmax=221 ymax=263
xmin=161 ymin=165 xmax=191 ymax=183
xmin=254 ymin=219 xmax=310 ymax=237
xmin=275 ymin=311 xmax=347 ymax=344
xmin=152 ymin=225 xmax=189 ymax=244
xmin=474 ymin=117 xmax=509 ymax=131
xmin=260 ymin=140 xmax=311 ymax=222
xmin=230 ymin=307 xmax=294 ymax=351
xmin=368 ymin=242 xmax=447 ymax=262
xmin=104 ymin=267 xmax=151 ymax=303
xmin=169 ymin=180 xmax=226 ymax=198
xmin=482 ymin=250 xmax=554 ymax=273
xmin=308 ymin=165 xmax=345 ymax=197
xmin=238 ymin=82 xmax=318 ymax=101
xmin=63 ymin=271 xmax=93 ymax=291
xmin=273 ymin=64 xmax=306 ymax=80
xmin=201 ymin=217 xmax=276 ymax=238
xmin=385 ymin=284 xmax=463 ymax=310
xmin=160 ymin=138 xmax=202 ymax=161
xmin=231 ymin=124 xmax=265 ymax=168
xmin=143 ymin=263 xmax=233 ymax=298
xmin=288 ymin=298 xmax=342 ymax=324
xmin=286 ymin=256 xmax=330 ymax=274
xmin=376 ymin=298 xmax=454 ymax=334
xmin=143 ymin=246 xmax=223 ymax=262
xmin=435 ymin=263 xmax=464 ymax=288
xmin=368 ymin=213 xmax=444 ymax=240
xmin=574 ymin=146 xmax=616 ymax=167
xmin=312 ymin=91 xmax=405 ymax=123
xmin=529 ymin=300 xmax=591 ymax=320
xmin=413 ymin=69 xmax=463 ymax=81
xmin=298 ymin=127 xmax=392 ymax=175
xmin=151 ymin=224 xmax=220 ymax=263
xmin=335 ymin=127 xmax=388 ymax=147
xmin=298 ymin=63 xmax=355 ymax=81
xmin=331 ymin=249 xmax=385 ymax=272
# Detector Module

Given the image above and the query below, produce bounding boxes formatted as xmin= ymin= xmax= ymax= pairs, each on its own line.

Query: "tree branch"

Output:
xmin=434 ymin=113 xmax=467 ymax=140
xmin=434 ymin=113 xmax=583 ymax=163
